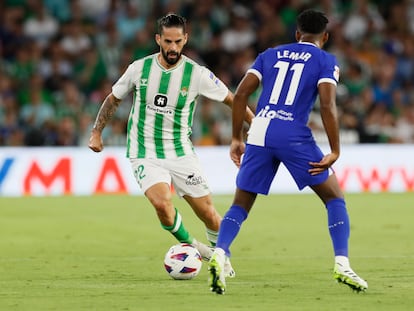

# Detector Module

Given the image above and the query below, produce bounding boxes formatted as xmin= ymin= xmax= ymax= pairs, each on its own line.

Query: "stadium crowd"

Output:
xmin=1 ymin=0 xmax=414 ymax=147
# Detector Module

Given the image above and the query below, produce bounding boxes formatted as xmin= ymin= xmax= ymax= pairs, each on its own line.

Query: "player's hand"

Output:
xmin=308 ymin=153 xmax=338 ymax=175
xmin=88 ymin=129 xmax=104 ymax=152
xmin=230 ymin=139 xmax=245 ymax=168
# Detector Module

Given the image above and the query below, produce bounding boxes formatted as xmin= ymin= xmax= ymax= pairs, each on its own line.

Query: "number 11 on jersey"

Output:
xmin=269 ymin=61 xmax=304 ymax=106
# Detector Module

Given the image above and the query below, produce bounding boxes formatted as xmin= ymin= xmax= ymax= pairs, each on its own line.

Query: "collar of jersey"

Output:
xmin=155 ymin=53 xmax=185 ymax=72
xmin=298 ymin=41 xmax=318 ymax=48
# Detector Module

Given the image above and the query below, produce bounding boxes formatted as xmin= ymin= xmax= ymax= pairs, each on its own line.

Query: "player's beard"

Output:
xmin=161 ymin=49 xmax=181 ymax=65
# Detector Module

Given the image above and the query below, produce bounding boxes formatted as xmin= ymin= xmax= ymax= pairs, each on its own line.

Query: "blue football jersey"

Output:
xmin=246 ymin=42 xmax=339 ymax=147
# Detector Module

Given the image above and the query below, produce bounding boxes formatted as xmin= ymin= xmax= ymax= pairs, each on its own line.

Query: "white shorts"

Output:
xmin=129 ymin=154 xmax=211 ymax=198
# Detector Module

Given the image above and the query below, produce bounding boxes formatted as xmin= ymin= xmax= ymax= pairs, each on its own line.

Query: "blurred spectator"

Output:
xmin=183 ymin=0 xmax=221 ymax=52
xmin=104 ymin=117 xmax=127 ymax=146
xmin=54 ymin=116 xmax=78 ymax=146
xmin=130 ymin=24 xmax=158 ymax=60
xmin=19 ymin=85 xmax=55 ymax=129
xmin=18 ymin=80 xmax=55 ymax=147
xmin=0 ymin=95 xmax=24 ymax=146
xmin=87 ymin=78 xmax=113 ymax=115
xmin=370 ymin=53 xmax=399 ymax=110
xmin=60 ymin=18 xmax=92 ymax=60
xmin=220 ymin=4 xmax=256 ymax=53
xmin=0 ymin=5 xmax=27 ymax=61
xmin=22 ymin=0 xmax=59 ymax=50
xmin=1 ymin=0 xmax=414 ymax=147
xmin=78 ymin=112 xmax=93 ymax=146
xmin=252 ymin=0 xmax=287 ymax=52
xmin=393 ymin=36 xmax=414 ymax=85
xmin=78 ymin=0 xmax=111 ymax=22
xmin=393 ymin=104 xmax=414 ymax=143
xmin=342 ymin=0 xmax=385 ymax=44
xmin=73 ymin=47 xmax=107 ymax=94
xmin=17 ymin=73 xmax=54 ymax=111
xmin=193 ymin=98 xmax=231 ymax=146
xmin=39 ymin=38 xmax=73 ymax=92
xmin=96 ymin=19 xmax=123 ymax=81
xmin=115 ymin=1 xmax=147 ymax=43
xmin=43 ymin=0 xmax=71 ymax=23
xmin=54 ymin=79 xmax=85 ymax=121
xmin=342 ymin=61 xmax=371 ymax=97
xmin=5 ymin=41 xmax=37 ymax=84
xmin=279 ymin=0 xmax=306 ymax=40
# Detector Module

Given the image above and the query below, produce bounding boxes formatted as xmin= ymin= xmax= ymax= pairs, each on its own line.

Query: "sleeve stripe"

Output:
xmin=247 ymin=68 xmax=262 ymax=81
xmin=318 ymin=78 xmax=337 ymax=86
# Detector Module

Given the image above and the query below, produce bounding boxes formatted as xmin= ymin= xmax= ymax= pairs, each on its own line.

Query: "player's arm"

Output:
xmin=88 ymin=93 xmax=122 ymax=152
xmin=230 ymin=72 xmax=260 ymax=167
xmin=308 ymin=82 xmax=340 ymax=175
xmin=222 ymin=91 xmax=255 ymax=126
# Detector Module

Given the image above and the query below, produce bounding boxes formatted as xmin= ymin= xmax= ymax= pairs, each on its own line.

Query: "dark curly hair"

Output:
xmin=157 ymin=13 xmax=187 ymax=34
xmin=297 ymin=9 xmax=328 ymax=34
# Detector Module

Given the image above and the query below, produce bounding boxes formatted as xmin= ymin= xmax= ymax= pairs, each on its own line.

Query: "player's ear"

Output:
xmin=183 ymin=33 xmax=188 ymax=45
xmin=155 ymin=33 xmax=161 ymax=46
xmin=295 ymin=30 xmax=301 ymax=42
xmin=322 ymin=32 xmax=329 ymax=45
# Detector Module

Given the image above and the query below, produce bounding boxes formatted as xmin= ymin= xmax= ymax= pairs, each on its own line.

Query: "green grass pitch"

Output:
xmin=1 ymin=193 xmax=413 ymax=311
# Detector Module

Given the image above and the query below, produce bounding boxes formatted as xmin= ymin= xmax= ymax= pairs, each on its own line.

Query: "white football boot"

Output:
xmin=333 ymin=262 xmax=368 ymax=292
xmin=208 ymin=248 xmax=226 ymax=294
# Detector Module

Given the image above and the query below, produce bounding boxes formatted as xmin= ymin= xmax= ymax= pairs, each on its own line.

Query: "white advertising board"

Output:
xmin=0 ymin=145 xmax=413 ymax=196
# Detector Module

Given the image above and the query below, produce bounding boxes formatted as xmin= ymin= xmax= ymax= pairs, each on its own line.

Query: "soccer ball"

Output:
xmin=163 ymin=243 xmax=202 ymax=280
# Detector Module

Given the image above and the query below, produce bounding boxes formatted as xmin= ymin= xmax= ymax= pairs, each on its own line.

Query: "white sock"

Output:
xmin=214 ymin=247 xmax=226 ymax=257
xmin=206 ymin=228 xmax=218 ymax=246
xmin=335 ymin=255 xmax=350 ymax=267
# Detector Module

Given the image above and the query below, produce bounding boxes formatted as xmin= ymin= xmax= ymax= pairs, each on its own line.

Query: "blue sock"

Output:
xmin=326 ymin=198 xmax=350 ymax=257
xmin=216 ymin=205 xmax=248 ymax=257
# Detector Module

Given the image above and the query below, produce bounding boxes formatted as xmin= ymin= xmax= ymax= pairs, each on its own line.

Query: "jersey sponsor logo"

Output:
xmin=154 ymin=94 xmax=168 ymax=107
xmin=256 ymin=105 xmax=294 ymax=121
xmin=148 ymin=94 xmax=173 ymax=114
xmin=146 ymin=105 xmax=173 ymax=115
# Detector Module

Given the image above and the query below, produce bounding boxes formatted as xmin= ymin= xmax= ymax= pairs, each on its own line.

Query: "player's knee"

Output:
xmin=148 ymin=193 xmax=172 ymax=211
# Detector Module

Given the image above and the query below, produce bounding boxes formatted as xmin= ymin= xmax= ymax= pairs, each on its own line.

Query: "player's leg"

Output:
xmin=184 ymin=194 xmax=221 ymax=241
xmin=209 ymin=189 xmax=257 ymax=294
xmin=209 ymin=145 xmax=276 ymax=294
xmin=145 ymin=182 xmax=194 ymax=243
xmin=280 ymin=142 xmax=347 ymax=256
xmin=216 ymin=144 xmax=276 ymax=257
xmin=311 ymin=175 xmax=349 ymax=258
xmin=130 ymin=158 xmax=194 ymax=244
xmin=281 ymin=142 xmax=367 ymax=292
xmin=168 ymin=155 xmax=223 ymax=261
xmin=184 ymin=194 xmax=236 ymax=278
xmin=215 ymin=188 xmax=257 ymax=256
xmin=311 ymin=174 xmax=368 ymax=292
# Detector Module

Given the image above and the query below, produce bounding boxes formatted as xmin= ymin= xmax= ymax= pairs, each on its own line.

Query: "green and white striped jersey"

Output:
xmin=112 ymin=53 xmax=229 ymax=159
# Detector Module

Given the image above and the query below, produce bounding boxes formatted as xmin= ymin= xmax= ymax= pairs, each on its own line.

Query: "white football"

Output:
xmin=164 ymin=243 xmax=202 ymax=280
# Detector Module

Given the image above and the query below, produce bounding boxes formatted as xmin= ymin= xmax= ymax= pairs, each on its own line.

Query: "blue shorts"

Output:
xmin=236 ymin=143 xmax=329 ymax=195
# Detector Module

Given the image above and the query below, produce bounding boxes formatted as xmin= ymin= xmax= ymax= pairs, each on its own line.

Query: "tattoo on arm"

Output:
xmin=93 ymin=95 xmax=121 ymax=132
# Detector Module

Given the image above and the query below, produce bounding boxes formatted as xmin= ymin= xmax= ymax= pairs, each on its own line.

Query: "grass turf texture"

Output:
xmin=1 ymin=193 xmax=413 ymax=311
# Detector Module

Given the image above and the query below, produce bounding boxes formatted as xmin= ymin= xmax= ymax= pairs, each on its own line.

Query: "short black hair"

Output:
xmin=157 ymin=13 xmax=187 ymax=34
xmin=297 ymin=9 xmax=328 ymax=34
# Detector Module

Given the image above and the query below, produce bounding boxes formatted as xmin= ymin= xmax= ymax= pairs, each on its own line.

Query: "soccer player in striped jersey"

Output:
xmin=209 ymin=9 xmax=368 ymax=294
xmin=88 ymin=13 xmax=254 ymax=276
